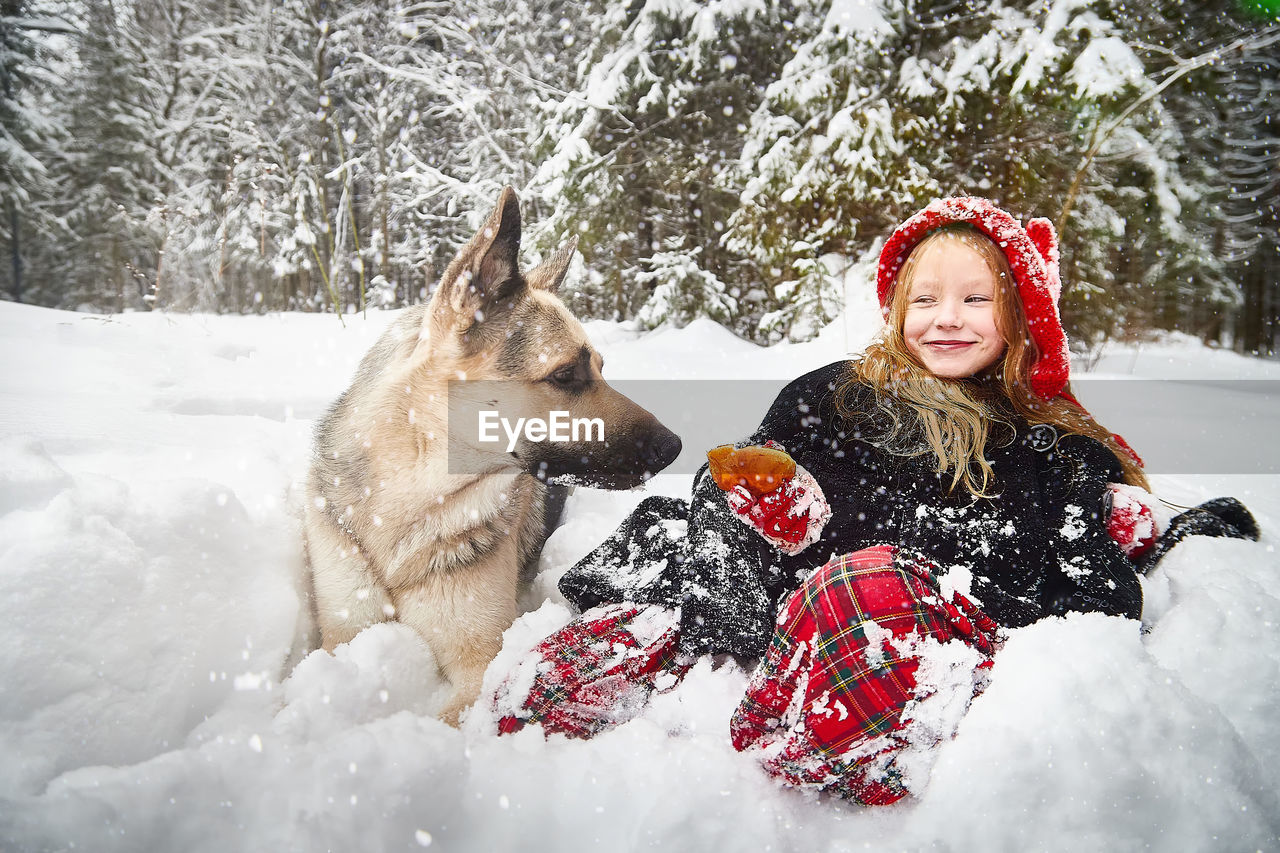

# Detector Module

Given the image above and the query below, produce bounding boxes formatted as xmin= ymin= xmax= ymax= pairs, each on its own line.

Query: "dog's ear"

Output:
xmin=433 ymin=186 xmax=524 ymax=322
xmin=471 ymin=186 xmax=522 ymax=302
xmin=525 ymin=236 xmax=578 ymax=294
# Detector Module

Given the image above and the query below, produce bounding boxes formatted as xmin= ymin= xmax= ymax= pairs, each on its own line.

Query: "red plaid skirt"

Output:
xmin=729 ymin=544 xmax=998 ymax=804
xmin=493 ymin=545 xmax=998 ymax=804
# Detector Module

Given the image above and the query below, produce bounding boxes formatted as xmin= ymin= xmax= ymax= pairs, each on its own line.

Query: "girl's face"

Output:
xmin=901 ymin=239 xmax=1007 ymax=379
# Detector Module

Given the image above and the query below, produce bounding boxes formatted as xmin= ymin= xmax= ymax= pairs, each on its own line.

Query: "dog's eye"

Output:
xmin=550 ymin=365 xmax=577 ymax=387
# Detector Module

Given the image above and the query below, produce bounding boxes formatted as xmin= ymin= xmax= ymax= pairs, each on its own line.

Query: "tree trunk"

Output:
xmin=7 ymin=196 xmax=21 ymax=302
xmin=113 ymin=237 xmax=124 ymax=314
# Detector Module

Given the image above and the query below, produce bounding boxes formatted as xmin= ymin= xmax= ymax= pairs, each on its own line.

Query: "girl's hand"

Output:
xmin=1105 ymin=483 xmax=1159 ymax=558
xmin=724 ymin=461 xmax=832 ymax=555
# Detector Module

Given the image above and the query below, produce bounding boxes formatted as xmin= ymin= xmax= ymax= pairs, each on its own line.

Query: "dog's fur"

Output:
xmin=304 ymin=187 xmax=681 ymax=723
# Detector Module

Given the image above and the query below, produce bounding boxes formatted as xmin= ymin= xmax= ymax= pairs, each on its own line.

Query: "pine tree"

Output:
xmin=7 ymin=0 xmax=1272 ymax=340
xmin=0 ymin=0 xmax=70 ymax=304
xmin=723 ymin=0 xmax=1231 ymax=346
xmin=49 ymin=0 xmax=166 ymax=311
xmin=531 ymin=0 xmax=821 ymax=331
xmin=634 ymin=236 xmax=736 ymax=328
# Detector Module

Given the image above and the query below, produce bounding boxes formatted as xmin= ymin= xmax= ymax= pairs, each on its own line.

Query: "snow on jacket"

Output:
xmin=559 ymin=360 xmax=1142 ymax=659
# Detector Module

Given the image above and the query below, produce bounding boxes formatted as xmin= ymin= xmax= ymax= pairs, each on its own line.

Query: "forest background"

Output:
xmin=2 ymin=0 xmax=1278 ymax=355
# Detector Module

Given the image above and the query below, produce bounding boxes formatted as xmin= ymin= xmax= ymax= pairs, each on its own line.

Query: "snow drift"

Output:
xmin=1 ymin=301 xmax=1278 ymax=852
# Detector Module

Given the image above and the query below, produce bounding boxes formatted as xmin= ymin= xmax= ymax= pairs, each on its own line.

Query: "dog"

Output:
xmin=304 ymin=187 xmax=682 ymax=724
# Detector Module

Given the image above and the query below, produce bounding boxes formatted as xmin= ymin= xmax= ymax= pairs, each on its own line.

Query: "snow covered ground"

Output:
xmin=1 ymin=299 xmax=1278 ymax=852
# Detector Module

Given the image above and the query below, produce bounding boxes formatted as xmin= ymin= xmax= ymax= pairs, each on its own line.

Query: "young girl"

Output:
xmin=488 ymin=198 xmax=1257 ymax=803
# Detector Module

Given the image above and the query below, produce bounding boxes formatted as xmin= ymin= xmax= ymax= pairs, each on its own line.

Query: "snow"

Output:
xmin=824 ymin=0 xmax=892 ymax=38
xmin=1068 ymin=36 xmax=1145 ymax=98
xmin=1009 ymin=0 xmax=1105 ymax=95
xmin=2 ymin=300 xmax=1279 ymax=850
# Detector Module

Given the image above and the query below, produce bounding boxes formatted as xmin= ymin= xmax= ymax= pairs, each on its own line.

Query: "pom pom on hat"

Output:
xmin=1025 ymin=217 xmax=1061 ymax=306
xmin=877 ymin=197 xmax=1070 ymax=401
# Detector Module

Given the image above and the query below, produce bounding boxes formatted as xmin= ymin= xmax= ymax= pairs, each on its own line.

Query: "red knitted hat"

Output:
xmin=876 ymin=197 xmax=1069 ymax=401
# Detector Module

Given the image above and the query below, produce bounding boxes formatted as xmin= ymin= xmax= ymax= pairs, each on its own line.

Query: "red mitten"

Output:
xmin=1106 ymin=483 xmax=1157 ymax=559
xmin=724 ymin=460 xmax=831 ymax=555
xmin=494 ymin=603 xmax=688 ymax=739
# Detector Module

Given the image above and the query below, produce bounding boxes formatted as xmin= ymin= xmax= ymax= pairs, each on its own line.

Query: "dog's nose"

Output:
xmin=640 ymin=427 xmax=682 ymax=472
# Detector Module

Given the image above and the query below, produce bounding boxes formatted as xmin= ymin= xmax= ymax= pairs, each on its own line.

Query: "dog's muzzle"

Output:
xmin=636 ymin=426 xmax=682 ymax=476
xmin=534 ymin=421 xmax=683 ymax=488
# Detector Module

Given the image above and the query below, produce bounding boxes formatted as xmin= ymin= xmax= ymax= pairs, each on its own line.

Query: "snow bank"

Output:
xmin=1 ymin=302 xmax=1278 ymax=851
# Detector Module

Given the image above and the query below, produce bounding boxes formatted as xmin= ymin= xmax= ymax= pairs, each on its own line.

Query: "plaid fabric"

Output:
xmin=495 ymin=603 xmax=689 ymax=738
xmin=730 ymin=544 xmax=999 ymax=805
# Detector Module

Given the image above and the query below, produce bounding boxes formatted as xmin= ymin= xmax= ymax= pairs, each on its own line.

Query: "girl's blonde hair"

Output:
xmin=840 ymin=225 xmax=1148 ymax=496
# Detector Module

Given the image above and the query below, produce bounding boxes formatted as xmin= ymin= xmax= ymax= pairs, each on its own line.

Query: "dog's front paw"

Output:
xmin=438 ymin=703 xmax=465 ymax=728
xmin=437 ymin=680 xmax=484 ymax=727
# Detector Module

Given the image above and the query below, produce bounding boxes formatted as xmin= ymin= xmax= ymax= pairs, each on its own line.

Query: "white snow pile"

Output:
xmin=1 ymin=301 xmax=1278 ymax=851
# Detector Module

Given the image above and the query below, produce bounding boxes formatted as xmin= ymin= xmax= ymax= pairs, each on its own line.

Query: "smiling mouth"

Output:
xmin=924 ymin=341 xmax=976 ymax=350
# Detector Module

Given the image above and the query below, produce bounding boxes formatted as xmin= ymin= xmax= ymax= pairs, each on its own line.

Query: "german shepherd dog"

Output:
xmin=305 ymin=187 xmax=681 ymax=724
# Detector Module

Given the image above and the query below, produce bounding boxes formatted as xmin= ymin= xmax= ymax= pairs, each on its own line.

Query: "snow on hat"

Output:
xmin=876 ymin=197 xmax=1070 ymax=401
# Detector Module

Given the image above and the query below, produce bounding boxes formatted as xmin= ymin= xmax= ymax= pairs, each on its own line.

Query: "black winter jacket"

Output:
xmin=559 ymin=361 xmax=1144 ymax=658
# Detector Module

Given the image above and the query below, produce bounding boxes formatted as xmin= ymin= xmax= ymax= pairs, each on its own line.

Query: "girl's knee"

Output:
xmin=783 ymin=544 xmax=921 ymax=634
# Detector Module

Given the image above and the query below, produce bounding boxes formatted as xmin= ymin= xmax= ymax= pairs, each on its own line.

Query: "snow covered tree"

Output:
xmin=197 ymin=0 xmax=350 ymax=313
xmin=1054 ymin=0 xmax=1280 ymax=352
xmin=195 ymin=0 xmax=590 ymax=314
xmin=531 ymin=0 xmax=821 ymax=331
xmin=47 ymin=0 xmax=169 ymax=311
xmin=28 ymin=0 xmax=239 ymax=311
xmin=326 ymin=0 xmax=517 ymax=310
xmin=0 ymin=0 xmax=71 ymax=304
xmin=5 ymin=0 xmax=1272 ymax=342
xmin=1214 ymin=14 xmax=1280 ymax=354
xmin=1224 ymin=52 xmax=1280 ymax=356
xmin=724 ymin=0 xmax=1233 ymax=346
xmin=634 ymin=236 xmax=736 ymax=328
xmin=131 ymin=0 xmax=248 ymax=311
